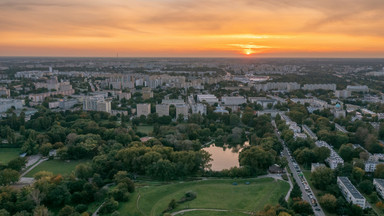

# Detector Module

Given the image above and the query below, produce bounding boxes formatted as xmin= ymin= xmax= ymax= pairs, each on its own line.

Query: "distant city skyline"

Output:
xmin=1 ymin=0 xmax=384 ymax=57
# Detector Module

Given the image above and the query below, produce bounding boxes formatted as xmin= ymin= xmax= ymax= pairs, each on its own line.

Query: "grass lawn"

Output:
xmin=25 ymin=159 xmax=91 ymax=177
xmin=0 ymin=148 xmax=21 ymax=165
xmin=119 ymin=177 xmax=290 ymax=216
xmin=179 ymin=210 xmax=249 ymax=216
xmin=137 ymin=125 xmax=154 ymax=134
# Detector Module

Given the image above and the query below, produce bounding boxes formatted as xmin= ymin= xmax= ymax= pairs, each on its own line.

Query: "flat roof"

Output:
xmin=374 ymin=178 xmax=384 ymax=187
xmin=338 ymin=177 xmax=364 ymax=199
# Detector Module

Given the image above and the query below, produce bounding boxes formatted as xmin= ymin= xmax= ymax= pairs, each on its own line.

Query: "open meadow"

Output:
xmin=0 ymin=148 xmax=21 ymax=165
xmin=119 ymin=177 xmax=289 ymax=216
xmin=24 ymin=159 xmax=91 ymax=177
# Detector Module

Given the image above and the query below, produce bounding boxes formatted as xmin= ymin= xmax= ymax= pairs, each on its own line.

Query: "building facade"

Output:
xmin=337 ymin=177 xmax=366 ymax=209
xmin=137 ymin=103 xmax=151 ymax=117
xmin=156 ymin=104 xmax=169 ymax=117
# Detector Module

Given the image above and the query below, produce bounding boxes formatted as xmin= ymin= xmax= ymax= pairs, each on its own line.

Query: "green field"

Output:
xmin=25 ymin=159 xmax=91 ymax=177
xmin=0 ymin=148 xmax=21 ymax=165
xmin=119 ymin=177 xmax=290 ymax=216
xmin=177 ymin=210 xmax=249 ymax=216
xmin=137 ymin=125 xmax=154 ymax=134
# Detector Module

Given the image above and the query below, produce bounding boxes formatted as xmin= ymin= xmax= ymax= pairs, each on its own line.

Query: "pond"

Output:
xmin=203 ymin=142 xmax=249 ymax=171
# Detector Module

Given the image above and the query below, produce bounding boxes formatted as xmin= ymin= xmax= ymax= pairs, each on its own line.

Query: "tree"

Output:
xmin=45 ymin=183 xmax=70 ymax=207
xmin=374 ymin=164 xmax=384 ymax=179
xmin=39 ymin=143 xmax=53 ymax=156
xmin=365 ymin=134 xmax=382 ymax=153
xmin=296 ymin=148 xmax=315 ymax=167
xmin=147 ymin=159 xmax=176 ymax=181
xmin=7 ymin=157 xmax=27 ymax=172
xmin=33 ymin=171 xmax=54 ymax=180
xmin=351 ymin=167 xmax=365 ymax=183
xmin=0 ymin=169 xmax=20 ymax=185
xmin=58 ymin=205 xmax=76 ymax=216
xmin=0 ymin=209 xmax=10 ymax=216
xmin=310 ymin=167 xmax=334 ymax=190
xmin=290 ymin=182 xmax=302 ymax=199
xmin=379 ymin=123 xmax=384 ymax=140
xmin=113 ymin=171 xmax=135 ymax=193
xmin=359 ymin=180 xmax=374 ymax=195
xmin=338 ymin=144 xmax=354 ymax=162
xmin=349 ymin=204 xmax=363 ymax=216
xmin=359 ymin=151 xmax=370 ymax=161
xmin=99 ymin=198 xmax=119 ymax=214
xmin=239 ymin=146 xmax=275 ymax=173
xmin=319 ymin=194 xmax=337 ymax=212
xmin=355 ymin=127 xmax=369 ymax=144
xmin=314 ymin=146 xmax=330 ymax=162
xmin=33 ymin=205 xmax=50 ymax=216
xmin=74 ymin=164 xmax=93 ymax=180
xmin=229 ymin=114 xmax=240 ymax=126
xmin=291 ymin=200 xmax=313 ymax=215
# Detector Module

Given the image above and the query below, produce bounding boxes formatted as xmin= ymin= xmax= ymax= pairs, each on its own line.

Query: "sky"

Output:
xmin=1 ymin=0 xmax=384 ymax=57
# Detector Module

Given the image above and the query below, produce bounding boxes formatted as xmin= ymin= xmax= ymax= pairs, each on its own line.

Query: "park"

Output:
xmin=118 ymin=177 xmax=290 ymax=216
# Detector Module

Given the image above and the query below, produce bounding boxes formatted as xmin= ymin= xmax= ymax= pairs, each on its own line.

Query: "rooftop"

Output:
xmin=338 ymin=176 xmax=364 ymax=199
xmin=374 ymin=178 xmax=384 ymax=187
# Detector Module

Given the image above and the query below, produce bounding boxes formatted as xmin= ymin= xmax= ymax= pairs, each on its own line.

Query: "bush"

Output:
xmin=111 ymin=211 xmax=120 ymax=216
xmin=99 ymin=198 xmax=119 ymax=215
xmin=178 ymin=191 xmax=197 ymax=203
xmin=110 ymin=187 xmax=130 ymax=201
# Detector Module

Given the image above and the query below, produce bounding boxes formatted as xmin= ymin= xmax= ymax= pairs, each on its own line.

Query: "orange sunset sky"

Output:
xmin=1 ymin=0 xmax=384 ymax=57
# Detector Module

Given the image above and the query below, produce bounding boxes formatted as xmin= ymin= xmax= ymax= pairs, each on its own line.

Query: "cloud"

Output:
xmin=0 ymin=0 xmax=384 ymax=56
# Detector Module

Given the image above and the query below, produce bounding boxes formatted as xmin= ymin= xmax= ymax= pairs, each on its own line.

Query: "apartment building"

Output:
xmin=137 ymin=103 xmax=151 ymax=117
xmin=373 ymin=179 xmax=384 ymax=199
xmin=315 ymin=141 xmax=344 ymax=169
xmin=83 ymin=96 xmax=111 ymax=113
xmin=337 ymin=177 xmax=366 ymax=209
xmin=156 ymin=104 xmax=169 ymax=117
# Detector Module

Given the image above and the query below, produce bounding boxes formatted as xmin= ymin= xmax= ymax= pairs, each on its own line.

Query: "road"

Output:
xmin=272 ymin=120 xmax=325 ymax=216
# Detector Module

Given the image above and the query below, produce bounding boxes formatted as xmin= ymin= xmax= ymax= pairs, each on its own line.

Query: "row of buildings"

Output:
xmin=337 ymin=176 xmax=384 ymax=210
xmin=315 ymin=141 xmax=344 ymax=169
xmin=101 ymin=74 xmax=222 ymax=90
xmin=280 ymin=113 xmax=307 ymax=139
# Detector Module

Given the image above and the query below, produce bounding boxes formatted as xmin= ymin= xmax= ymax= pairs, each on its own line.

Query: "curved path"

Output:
xmin=136 ymin=174 xmax=292 ymax=216
xmin=171 ymin=208 xmax=230 ymax=216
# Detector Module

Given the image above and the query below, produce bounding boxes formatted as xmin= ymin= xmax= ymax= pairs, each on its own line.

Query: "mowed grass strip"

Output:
xmin=121 ymin=177 xmax=289 ymax=216
xmin=0 ymin=148 xmax=21 ymax=165
xmin=179 ymin=210 xmax=249 ymax=216
xmin=137 ymin=125 xmax=154 ymax=134
xmin=25 ymin=159 xmax=91 ymax=177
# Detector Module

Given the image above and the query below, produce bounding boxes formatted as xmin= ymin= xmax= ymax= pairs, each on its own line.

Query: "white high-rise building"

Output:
xmin=191 ymin=103 xmax=207 ymax=115
xmin=346 ymin=85 xmax=369 ymax=92
xmin=197 ymin=94 xmax=218 ymax=105
xmin=302 ymin=84 xmax=336 ymax=91
xmin=0 ymin=99 xmax=23 ymax=113
xmin=83 ymin=96 xmax=111 ymax=113
xmin=335 ymin=90 xmax=351 ymax=98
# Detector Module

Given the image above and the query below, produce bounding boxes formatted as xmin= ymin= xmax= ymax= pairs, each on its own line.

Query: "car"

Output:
xmin=315 ymin=208 xmax=321 ymax=211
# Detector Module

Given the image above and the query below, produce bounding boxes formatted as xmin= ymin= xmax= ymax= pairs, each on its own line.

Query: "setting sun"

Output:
xmin=245 ymin=50 xmax=252 ymax=55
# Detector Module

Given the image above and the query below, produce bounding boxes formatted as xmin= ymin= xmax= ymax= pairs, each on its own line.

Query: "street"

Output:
xmin=272 ymin=121 xmax=325 ymax=216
